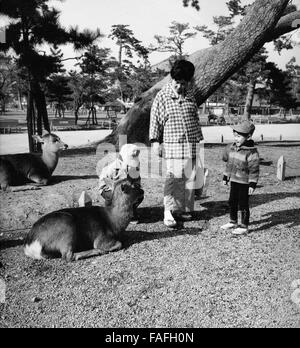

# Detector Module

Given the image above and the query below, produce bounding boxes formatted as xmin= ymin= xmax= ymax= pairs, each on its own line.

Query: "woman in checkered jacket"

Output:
xmin=149 ymin=60 xmax=204 ymax=228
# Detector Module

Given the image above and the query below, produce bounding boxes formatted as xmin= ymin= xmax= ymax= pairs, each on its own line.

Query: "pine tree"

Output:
xmin=78 ymin=46 xmax=117 ymax=125
xmin=109 ymin=25 xmax=149 ymax=102
xmin=151 ymin=21 xmax=197 ymax=67
xmin=0 ymin=0 xmax=100 ymax=151
xmin=46 ymin=75 xmax=73 ymax=118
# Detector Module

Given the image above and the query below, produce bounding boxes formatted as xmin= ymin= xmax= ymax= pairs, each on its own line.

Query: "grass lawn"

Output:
xmin=0 ymin=143 xmax=299 ymax=328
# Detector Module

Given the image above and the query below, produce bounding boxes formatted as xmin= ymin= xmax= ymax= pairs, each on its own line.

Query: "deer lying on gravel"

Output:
xmin=24 ymin=179 xmax=144 ymax=262
xmin=0 ymin=131 xmax=68 ymax=191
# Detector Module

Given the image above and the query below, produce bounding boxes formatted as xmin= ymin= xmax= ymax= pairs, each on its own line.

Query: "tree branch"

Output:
xmin=267 ymin=10 xmax=300 ymax=41
xmin=152 ymin=9 xmax=300 ymax=73
xmin=61 ymin=56 xmax=83 ymax=62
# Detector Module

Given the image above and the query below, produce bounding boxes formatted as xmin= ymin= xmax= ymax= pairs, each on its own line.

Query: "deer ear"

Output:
xmin=32 ymin=135 xmax=44 ymax=143
xmin=42 ymin=130 xmax=50 ymax=136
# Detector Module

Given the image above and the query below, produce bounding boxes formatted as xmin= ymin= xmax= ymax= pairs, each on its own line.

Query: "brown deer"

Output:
xmin=0 ymin=131 xmax=68 ymax=190
xmin=24 ymin=179 xmax=144 ymax=262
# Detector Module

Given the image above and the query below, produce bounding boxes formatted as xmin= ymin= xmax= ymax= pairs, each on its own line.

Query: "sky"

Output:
xmin=2 ymin=0 xmax=300 ymax=69
xmin=53 ymin=0 xmax=300 ymax=71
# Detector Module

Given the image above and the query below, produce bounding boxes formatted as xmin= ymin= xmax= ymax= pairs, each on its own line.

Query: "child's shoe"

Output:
xmin=221 ymin=222 xmax=238 ymax=230
xmin=232 ymin=226 xmax=249 ymax=235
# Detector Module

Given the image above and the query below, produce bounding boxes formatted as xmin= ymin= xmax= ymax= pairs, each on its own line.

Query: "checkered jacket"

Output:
xmin=149 ymin=83 xmax=203 ymax=158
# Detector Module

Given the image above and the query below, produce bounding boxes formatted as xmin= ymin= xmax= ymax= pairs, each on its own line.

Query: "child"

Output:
xmin=98 ymin=144 xmax=143 ymax=224
xmin=221 ymin=120 xmax=259 ymax=235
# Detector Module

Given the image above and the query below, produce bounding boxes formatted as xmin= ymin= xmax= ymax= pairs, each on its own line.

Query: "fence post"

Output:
xmin=78 ymin=191 xmax=92 ymax=207
xmin=277 ymin=156 xmax=286 ymax=181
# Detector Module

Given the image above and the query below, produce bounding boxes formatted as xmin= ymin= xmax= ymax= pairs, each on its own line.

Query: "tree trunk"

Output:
xmin=33 ymin=82 xmax=50 ymax=132
xmin=243 ymin=80 xmax=256 ymax=120
xmin=27 ymin=89 xmax=34 ymax=153
xmin=103 ymin=0 xmax=291 ymax=146
xmin=74 ymin=102 xmax=82 ymax=125
xmin=0 ymin=98 xmax=5 ymax=114
xmin=27 ymin=80 xmax=50 ymax=152
xmin=93 ymin=107 xmax=98 ymax=125
xmin=17 ymin=89 xmax=23 ymax=110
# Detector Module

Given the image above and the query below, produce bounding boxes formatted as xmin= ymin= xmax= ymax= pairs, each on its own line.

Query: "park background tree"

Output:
xmin=150 ymin=21 xmax=197 ymax=67
xmin=105 ymin=0 xmax=300 ymax=146
xmin=45 ymin=46 xmax=72 ymax=118
xmin=109 ymin=24 xmax=149 ymax=103
xmin=76 ymin=45 xmax=118 ymax=125
xmin=68 ymin=71 xmax=88 ymax=125
xmin=0 ymin=53 xmax=14 ymax=113
xmin=0 ymin=53 xmax=32 ymax=112
xmin=285 ymin=57 xmax=300 ymax=105
xmin=265 ymin=61 xmax=298 ymax=115
xmin=0 ymin=0 xmax=100 ymax=151
xmin=46 ymin=74 xmax=73 ymax=118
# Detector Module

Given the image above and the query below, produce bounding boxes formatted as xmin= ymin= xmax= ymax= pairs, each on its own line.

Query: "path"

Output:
xmin=0 ymin=124 xmax=299 ymax=155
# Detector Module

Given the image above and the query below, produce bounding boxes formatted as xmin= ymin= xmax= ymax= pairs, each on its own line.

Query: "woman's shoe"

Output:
xmin=163 ymin=218 xmax=177 ymax=228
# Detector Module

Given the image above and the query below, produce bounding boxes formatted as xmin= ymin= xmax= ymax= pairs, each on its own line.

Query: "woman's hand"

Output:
xmin=249 ymin=187 xmax=255 ymax=195
xmin=152 ymin=142 xmax=162 ymax=157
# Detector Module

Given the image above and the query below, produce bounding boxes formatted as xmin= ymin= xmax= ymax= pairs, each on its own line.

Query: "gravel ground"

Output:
xmin=0 ymin=143 xmax=299 ymax=328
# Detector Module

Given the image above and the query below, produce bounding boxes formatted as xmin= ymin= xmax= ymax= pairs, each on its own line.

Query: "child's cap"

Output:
xmin=232 ymin=120 xmax=255 ymax=135
xmin=120 ymin=144 xmax=140 ymax=168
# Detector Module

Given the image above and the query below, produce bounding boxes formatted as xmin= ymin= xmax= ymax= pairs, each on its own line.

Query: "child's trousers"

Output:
xmin=229 ymin=181 xmax=250 ymax=227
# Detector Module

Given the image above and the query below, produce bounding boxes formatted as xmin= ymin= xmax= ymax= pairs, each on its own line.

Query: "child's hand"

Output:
xmin=249 ymin=187 xmax=255 ymax=195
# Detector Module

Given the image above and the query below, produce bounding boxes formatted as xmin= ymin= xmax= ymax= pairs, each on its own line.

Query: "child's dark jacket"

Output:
xmin=222 ymin=140 xmax=259 ymax=186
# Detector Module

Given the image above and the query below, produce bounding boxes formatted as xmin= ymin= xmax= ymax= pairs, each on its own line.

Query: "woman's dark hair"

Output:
xmin=170 ymin=60 xmax=195 ymax=82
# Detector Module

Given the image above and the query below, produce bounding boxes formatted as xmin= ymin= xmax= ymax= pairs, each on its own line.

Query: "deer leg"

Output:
xmin=0 ymin=160 xmax=13 ymax=190
xmin=0 ymin=182 xmax=10 ymax=191
xmin=73 ymin=249 xmax=106 ymax=261
xmin=94 ymin=235 xmax=123 ymax=254
xmin=105 ymin=240 xmax=123 ymax=252
xmin=11 ymin=185 xmax=41 ymax=192
xmin=62 ymin=250 xmax=75 ymax=263
xmin=74 ymin=237 xmax=122 ymax=261
xmin=27 ymin=174 xmax=48 ymax=186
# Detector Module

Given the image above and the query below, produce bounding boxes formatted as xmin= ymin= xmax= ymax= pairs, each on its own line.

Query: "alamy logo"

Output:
xmin=0 ymin=27 xmax=6 ymax=44
xmin=0 ymin=277 xmax=6 ymax=303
